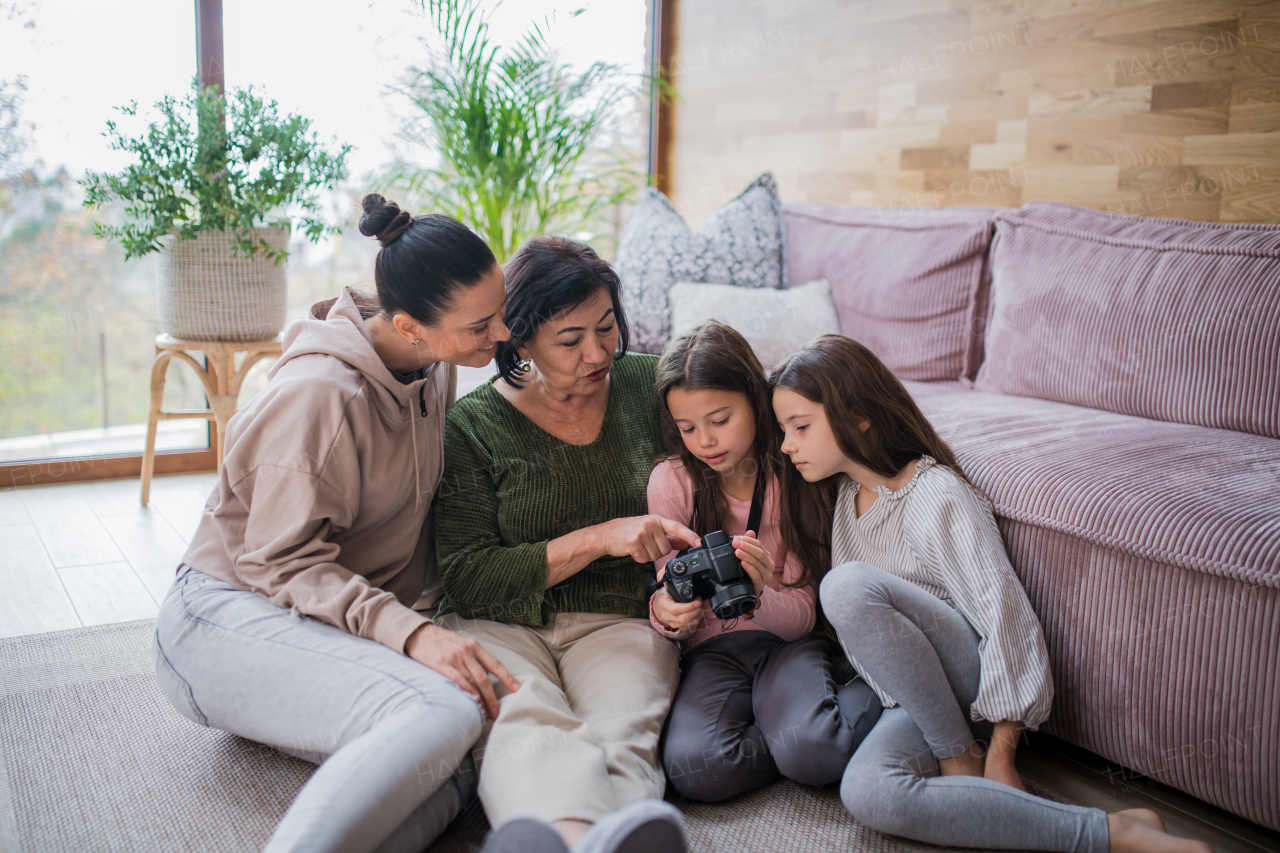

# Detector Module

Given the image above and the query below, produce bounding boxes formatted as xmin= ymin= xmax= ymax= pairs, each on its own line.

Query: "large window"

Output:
xmin=0 ymin=0 xmax=648 ymax=471
xmin=1 ymin=1 xmax=206 ymax=466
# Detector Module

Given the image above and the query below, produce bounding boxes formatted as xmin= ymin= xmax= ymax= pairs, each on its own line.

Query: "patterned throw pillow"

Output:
xmin=615 ymin=172 xmax=786 ymax=353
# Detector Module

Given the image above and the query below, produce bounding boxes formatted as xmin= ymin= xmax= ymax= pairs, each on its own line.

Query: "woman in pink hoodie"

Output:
xmin=153 ymin=195 xmax=521 ymax=853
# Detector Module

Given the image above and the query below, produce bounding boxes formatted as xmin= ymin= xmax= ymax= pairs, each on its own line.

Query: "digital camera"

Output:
xmin=663 ymin=530 xmax=758 ymax=619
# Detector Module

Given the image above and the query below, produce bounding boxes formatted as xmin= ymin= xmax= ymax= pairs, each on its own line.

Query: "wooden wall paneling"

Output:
xmin=662 ymin=0 xmax=1280 ymax=225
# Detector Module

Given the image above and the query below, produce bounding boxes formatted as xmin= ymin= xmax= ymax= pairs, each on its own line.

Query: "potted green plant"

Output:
xmin=382 ymin=0 xmax=651 ymax=263
xmin=81 ymin=79 xmax=351 ymax=341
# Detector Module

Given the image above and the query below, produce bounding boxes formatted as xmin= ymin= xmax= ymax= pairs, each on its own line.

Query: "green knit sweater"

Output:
xmin=434 ymin=353 xmax=664 ymax=626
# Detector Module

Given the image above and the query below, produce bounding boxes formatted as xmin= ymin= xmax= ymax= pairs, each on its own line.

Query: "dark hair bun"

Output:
xmin=358 ymin=193 xmax=414 ymax=247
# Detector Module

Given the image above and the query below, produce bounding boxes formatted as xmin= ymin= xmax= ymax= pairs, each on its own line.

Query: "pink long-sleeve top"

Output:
xmin=647 ymin=458 xmax=815 ymax=651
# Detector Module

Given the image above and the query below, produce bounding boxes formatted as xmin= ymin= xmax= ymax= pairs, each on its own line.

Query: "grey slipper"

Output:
xmin=574 ymin=800 xmax=688 ymax=853
xmin=481 ymin=817 xmax=570 ymax=853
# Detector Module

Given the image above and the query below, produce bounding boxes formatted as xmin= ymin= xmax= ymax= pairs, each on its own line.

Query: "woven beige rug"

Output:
xmin=0 ymin=620 xmax=1026 ymax=853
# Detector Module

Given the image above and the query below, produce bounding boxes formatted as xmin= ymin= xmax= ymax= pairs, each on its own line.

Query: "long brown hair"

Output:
xmin=768 ymin=334 xmax=980 ymax=590
xmin=653 ymin=321 xmax=783 ymax=539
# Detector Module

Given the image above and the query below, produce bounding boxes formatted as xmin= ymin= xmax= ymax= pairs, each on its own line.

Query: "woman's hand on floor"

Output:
xmin=405 ymin=623 xmax=520 ymax=719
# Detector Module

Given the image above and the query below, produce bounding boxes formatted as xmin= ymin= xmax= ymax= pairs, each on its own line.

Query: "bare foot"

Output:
xmin=554 ymin=818 xmax=591 ymax=848
xmin=1108 ymin=809 xmax=1212 ymax=853
xmin=938 ymin=742 xmax=986 ymax=778
xmin=984 ymin=756 xmax=1028 ymax=792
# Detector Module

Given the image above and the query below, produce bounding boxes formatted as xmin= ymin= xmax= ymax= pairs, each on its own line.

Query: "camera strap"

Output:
xmin=746 ymin=473 xmax=765 ymax=537
xmin=691 ymin=473 xmax=766 ymax=537
xmin=679 ymin=472 xmax=767 ymax=630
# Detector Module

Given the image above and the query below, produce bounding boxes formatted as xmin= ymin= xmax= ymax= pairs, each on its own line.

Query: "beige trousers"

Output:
xmin=437 ymin=612 xmax=680 ymax=825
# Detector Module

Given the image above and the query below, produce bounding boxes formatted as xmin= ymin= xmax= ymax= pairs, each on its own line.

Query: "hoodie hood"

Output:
xmin=269 ymin=286 xmax=442 ymax=424
xmin=268 ymin=286 xmax=449 ymax=515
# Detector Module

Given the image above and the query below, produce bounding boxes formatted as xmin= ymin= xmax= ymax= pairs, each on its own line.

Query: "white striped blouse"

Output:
xmin=829 ymin=455 xmax=1054 ymax=729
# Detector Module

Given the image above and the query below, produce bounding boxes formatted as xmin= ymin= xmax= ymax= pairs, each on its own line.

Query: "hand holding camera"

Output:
xmin=730 ymin=530 xmax=775 ymax=595
xmin=659 ymin=529 xmax=775 ymax=622
xmin=652 ymin=585 xmax=703 ymax=632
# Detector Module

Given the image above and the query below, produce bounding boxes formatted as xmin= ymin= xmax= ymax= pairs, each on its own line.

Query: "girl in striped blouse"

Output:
xmin=768 ymin=335 xmax=1209 ymax=853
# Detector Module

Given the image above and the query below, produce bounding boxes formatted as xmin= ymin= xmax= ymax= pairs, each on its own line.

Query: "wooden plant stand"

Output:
xmin=140 ymin=334 xmax=282 ymax=505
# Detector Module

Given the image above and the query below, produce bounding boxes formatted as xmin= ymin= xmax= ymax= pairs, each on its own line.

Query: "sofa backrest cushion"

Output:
xmin=783 ymin=202 xmax=997 ymax=381
xmin=976 ymin=201 xmax=1280 ymax=439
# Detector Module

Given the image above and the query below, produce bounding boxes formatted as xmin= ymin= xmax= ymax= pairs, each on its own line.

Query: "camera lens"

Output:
xmin=709 ymin=582 xmax=757 ymax=620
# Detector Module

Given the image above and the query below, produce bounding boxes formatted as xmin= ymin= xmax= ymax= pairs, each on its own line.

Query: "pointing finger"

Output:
xmin=658 ymin=516 xmax=700 ymax=549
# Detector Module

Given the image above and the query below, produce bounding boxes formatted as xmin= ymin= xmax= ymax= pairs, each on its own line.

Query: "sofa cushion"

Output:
xmin=616 ymin=173 xmax=786 ymax=354
xmin=976 ymin=201 xmax=1280 ymax=439
xmin=783 ymin=202 xmax=997 ymax=382
xmin=903 ymin=380 xmax=1280 ymax=589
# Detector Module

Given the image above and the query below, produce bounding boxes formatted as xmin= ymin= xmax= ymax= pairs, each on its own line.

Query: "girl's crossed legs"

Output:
xmin=822 ymin=561 xmax=1111 ymax=853
xmin=662 ymin=630 xmax=881 ymax=802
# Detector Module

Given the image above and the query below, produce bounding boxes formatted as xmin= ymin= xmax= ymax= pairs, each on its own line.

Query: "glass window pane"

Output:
xmin=1 ymin=0 xmax=650 ymax=464
xmin=220 ymin=0 xmax=648 ymax=397
xmin=0 ymin=1 xmax=208 ymax=463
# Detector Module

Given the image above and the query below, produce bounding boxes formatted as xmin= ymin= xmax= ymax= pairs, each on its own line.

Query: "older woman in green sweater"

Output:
xmin=434 ymin=237 xmax=698 ymax=853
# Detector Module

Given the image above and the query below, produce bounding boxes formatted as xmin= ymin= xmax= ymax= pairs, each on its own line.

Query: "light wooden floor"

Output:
xmin=0 ymin=365 xmax=500 ymax=638
xmin=1 ymin=472 xmax=1277 ymax=853
xmin=0 ymin=472 xmax=216 ymax=638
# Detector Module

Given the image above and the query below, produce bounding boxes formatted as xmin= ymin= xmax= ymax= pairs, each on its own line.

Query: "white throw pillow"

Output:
xmin=668 ymin=278 xmax=840 ymax=372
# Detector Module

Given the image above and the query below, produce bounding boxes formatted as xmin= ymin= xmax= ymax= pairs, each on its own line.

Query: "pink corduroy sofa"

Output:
xmin=783 ymin=199 xmax=1280 ymax=832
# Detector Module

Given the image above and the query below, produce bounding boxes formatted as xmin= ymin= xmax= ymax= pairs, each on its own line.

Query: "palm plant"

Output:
xmin=383 ymin=0 xmax=648 ymax=262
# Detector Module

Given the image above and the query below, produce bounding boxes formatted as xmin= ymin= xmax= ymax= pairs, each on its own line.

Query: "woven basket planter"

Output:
xmin=156 ymin=226 xmax=289 ymax=342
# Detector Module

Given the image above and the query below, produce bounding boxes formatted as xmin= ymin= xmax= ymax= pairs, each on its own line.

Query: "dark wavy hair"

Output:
xmin=495 ymin=236 xmax=630 ymax=388
xmin=768 ymin=334 xmax=980 ymax=590
xmin=357 ymin=193 xmax=496 ymax=326
xmin=653 ymin=321 xmax=784 ymax=542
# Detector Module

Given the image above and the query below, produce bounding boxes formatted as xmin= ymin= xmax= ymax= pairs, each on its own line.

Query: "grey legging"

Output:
xmin=822 ymin=561 xmax=1110 ymax=853
xmin=153 ymin=564 xmax=484 ymax=853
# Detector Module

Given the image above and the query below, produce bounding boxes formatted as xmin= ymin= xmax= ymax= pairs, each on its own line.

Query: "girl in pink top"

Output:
xmin=647 ymin=321 xmax=881 ymax=802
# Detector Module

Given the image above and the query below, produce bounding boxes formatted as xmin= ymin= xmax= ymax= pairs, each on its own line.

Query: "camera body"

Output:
xmin=663 ymin=529 xmax=758 ymax=619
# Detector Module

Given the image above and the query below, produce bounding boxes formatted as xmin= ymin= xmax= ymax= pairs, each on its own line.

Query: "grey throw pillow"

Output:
xmin=615 ymin=172 xmax=786 ymax=353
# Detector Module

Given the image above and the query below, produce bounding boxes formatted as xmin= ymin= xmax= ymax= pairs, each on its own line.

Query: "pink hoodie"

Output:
xmin=181 ymin=287 xmax=457 ymax=653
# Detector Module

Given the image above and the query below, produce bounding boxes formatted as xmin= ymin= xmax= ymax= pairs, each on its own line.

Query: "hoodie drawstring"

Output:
xmin=412 ymin=384 xmax=427 ymax=514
